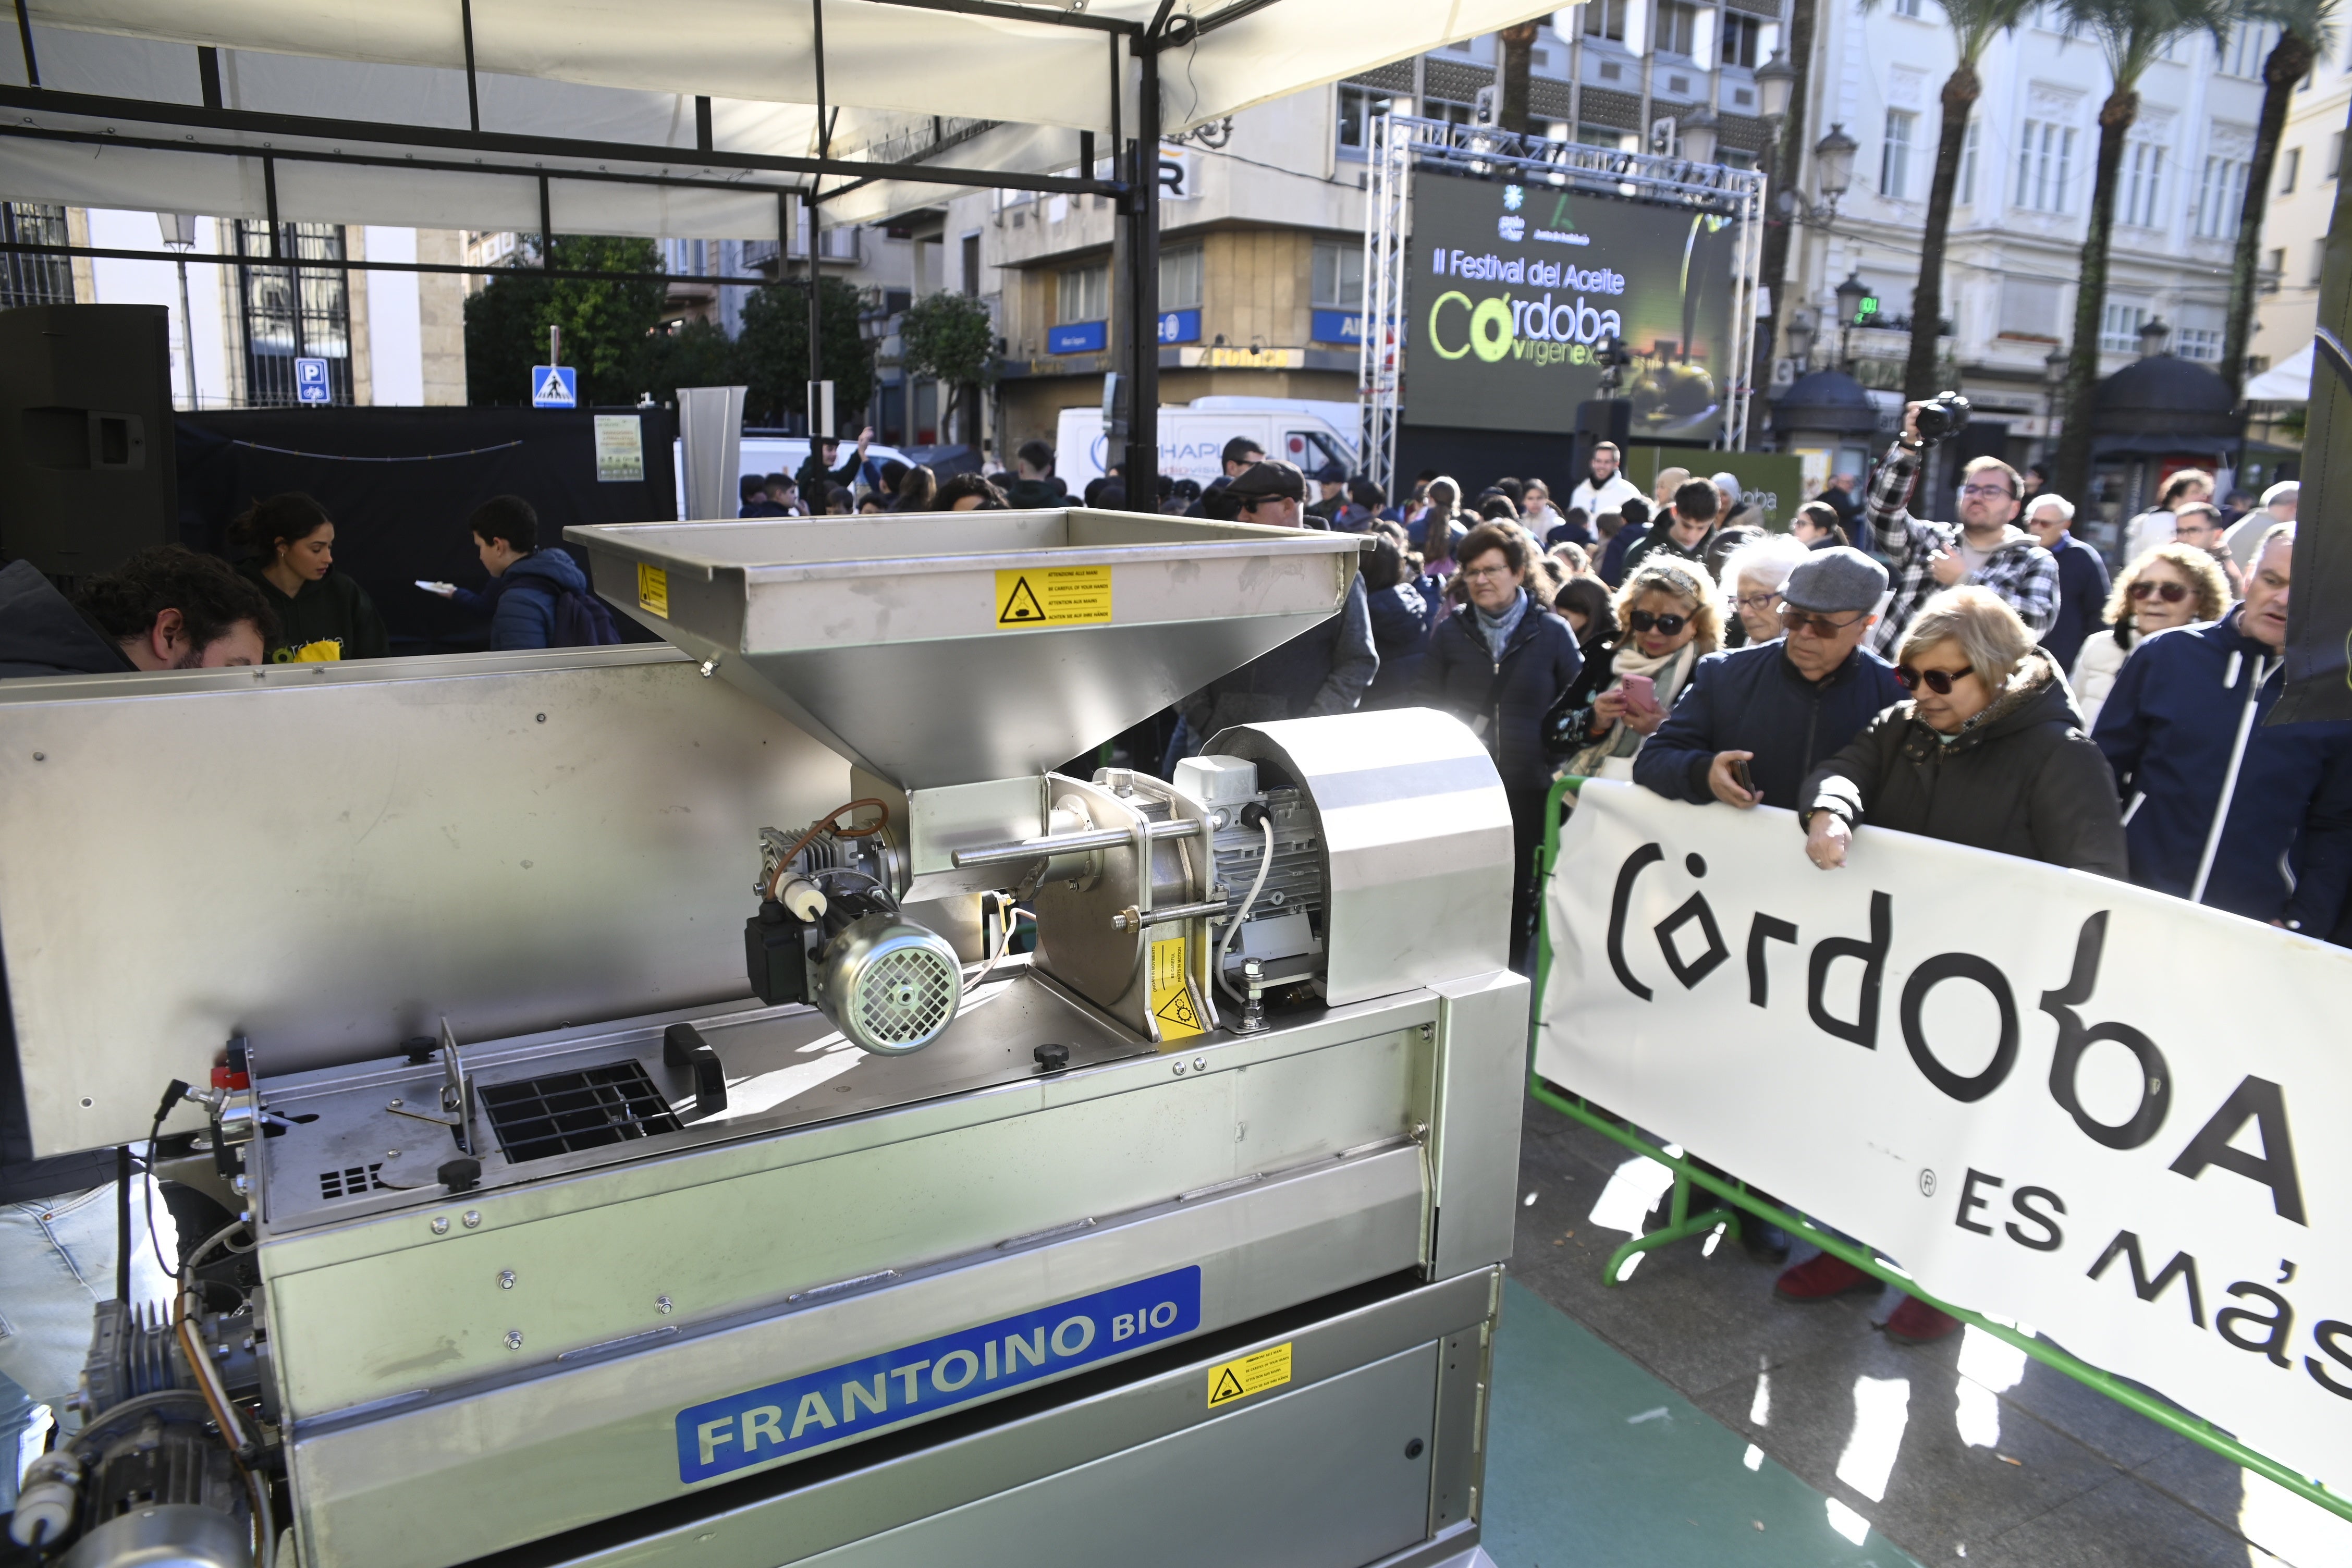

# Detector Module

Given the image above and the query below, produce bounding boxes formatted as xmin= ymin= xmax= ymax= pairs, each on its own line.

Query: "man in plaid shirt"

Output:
xmin=1863 ymin=403 xmax=2060 ymax=659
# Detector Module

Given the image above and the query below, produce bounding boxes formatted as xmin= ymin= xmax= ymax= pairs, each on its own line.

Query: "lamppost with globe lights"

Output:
xmin=156 ymin=213 xmax=199 ymax=411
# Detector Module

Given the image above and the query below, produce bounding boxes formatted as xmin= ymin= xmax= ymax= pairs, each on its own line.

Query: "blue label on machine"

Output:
xmin=674 ymin=1266 xmax=1202 ymax=1483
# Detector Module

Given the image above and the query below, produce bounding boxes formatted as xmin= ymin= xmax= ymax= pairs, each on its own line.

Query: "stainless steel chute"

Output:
xmin=565 ymin=509 xmax=1365 ymax=792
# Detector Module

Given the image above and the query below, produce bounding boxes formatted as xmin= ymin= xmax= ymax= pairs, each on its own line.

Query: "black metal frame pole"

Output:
xmin=460 ymin=0 xmax=481 ymax=132
xmin=538 ymin=174 xmax=554 ymax=268
xmin=11 ymin=0 xmax=36 ymax=88
xmin=808 ymin=0 xmax=829 ymax=419
xmin=1122 ymin=25 xmax=1164 ymax=494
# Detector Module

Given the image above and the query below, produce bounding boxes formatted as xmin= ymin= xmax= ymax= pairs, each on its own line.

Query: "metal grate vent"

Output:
xmin=852 ymin=945 xmax=959 ymax=1049
xmin=479 ymin=1060 xmax=682 ymax=1164
xmin=319 ymin=1163 xmax=387 ymax=1200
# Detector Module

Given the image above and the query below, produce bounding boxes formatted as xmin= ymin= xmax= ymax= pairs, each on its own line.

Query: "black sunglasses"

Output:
xmin=1627 ymin=609 xmax=1689 ymax=636
xmin=1779 ymin=605 xmax=1868 ymax=638
xmin=1895 ymin=663 xmax=1976 ymax=695
xmin=2129 ymin=580 xmax=2190 ymax=604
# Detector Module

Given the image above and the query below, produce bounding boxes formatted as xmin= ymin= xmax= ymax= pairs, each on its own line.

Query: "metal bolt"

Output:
xmin=504 ymin=1329 xmax=523 ymax=1351
xmin=498 ymin=1270 xmax=516 ymax=1290
xmin=32 ymin=751 xmax=44 ymax=761
xmin=462 ymin=1210 xmax=482 ymax=1229
xmin=385 ymin=1149 xmax=400 ymax=1159
xmin=535 ymin=713 xmax=547 ymax=723
xmin=1192 ymin=1056 xmax=1205 ymax=1071
xmin=1172 ymin=1061 xmax=1186 ymax=1075
xmin=431 ymin=1216 xmax=450 ymax=1235
xmin=388 ymin=1098 xmax=403 ymax=1109
xmin=698 ymin=658 xmax=719 ymax=678
xmin=656 ymin=1295 xmax=675 ymax=1315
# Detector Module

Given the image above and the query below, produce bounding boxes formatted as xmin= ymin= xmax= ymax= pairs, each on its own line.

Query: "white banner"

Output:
xmin=1537 ymin=781 xmax=2352 ymax=1491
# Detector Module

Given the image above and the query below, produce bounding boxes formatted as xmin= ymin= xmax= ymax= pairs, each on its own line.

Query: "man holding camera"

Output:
xmin=1863 ymin=398 xmax=2059 ymax=659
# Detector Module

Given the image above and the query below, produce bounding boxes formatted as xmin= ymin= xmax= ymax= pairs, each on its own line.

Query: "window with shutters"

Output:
xmin=2015 ymin=119 xmax=2077 ymax=212
xmin=232 ymin=220 xmax=353 ymax=407
xmin=1881 ymin=110 xmax=1916 ymax=199
xmin=0 ymin=203 xmax=74 ymax=308
xmin=2122 ymin=141 xmax=2166 ymax=227
xmin=2194 ymin=154 xmax=2249 ymax=238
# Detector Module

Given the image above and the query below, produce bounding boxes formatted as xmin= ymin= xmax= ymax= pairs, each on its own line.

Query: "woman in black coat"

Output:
xmin=1417 ymin=521 xmax=1583 ymax=970
xmin=1798 ymin=586 xmax=2126 ymax=877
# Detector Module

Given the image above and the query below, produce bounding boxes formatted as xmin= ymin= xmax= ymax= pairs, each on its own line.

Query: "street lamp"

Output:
xmin=1679 ymin=107 xmax=1721 ymax=167
xmin=1814 ymin=124 xmax=1858 ymax=218
xmin=1784 ymin=310 xmax=1817 ymax=374
xmin=1834 ymin=269 xmax=1869 ymax=371
xmin=1754 ymin=52 xmax=1796 ymax=122
xmin=2137 ymin=316 xmax=2172 ymax=358
xmin=156 ymin=212 xmax=199 ymax=412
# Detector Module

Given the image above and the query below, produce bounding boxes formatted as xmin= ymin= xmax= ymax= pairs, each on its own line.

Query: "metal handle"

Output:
xmin=1110 ymin=898 xmax=1230 ymax=932
xmin=951 ymin=818 xmax=1203 ymax=869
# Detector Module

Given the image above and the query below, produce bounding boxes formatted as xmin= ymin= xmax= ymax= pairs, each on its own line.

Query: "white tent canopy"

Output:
xmin=2245 ymin=340 xmax=2314 ymax=403
xmin=1 ymin=0 xmax=1558 ymax=239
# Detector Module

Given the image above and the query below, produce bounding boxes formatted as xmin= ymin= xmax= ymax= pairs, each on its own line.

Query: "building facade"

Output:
xmin=2245 ymin=34 xmax=2350 ymax=444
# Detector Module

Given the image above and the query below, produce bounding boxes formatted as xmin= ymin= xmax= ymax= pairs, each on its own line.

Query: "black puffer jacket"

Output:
xmin=1800 ymin=649 xmax=2128 ymax=876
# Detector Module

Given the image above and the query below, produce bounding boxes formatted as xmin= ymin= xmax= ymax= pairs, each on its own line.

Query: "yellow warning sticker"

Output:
xmin=1149 ymin=935 xmax=1202 ymax=1040
xmin=637 ymin=562 xmax=670 ymax=618
xmin=995 ymin=566 xmax=1111 ymax=629
xmin=1207 ymin=1342 xmax=1292 ymax=1408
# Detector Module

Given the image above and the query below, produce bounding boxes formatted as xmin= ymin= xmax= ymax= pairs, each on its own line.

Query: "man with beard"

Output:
xmin=0 ymin=546 xmax=274 ymax=676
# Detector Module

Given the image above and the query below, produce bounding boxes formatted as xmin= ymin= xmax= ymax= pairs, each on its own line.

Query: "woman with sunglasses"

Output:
xmin=1780 ymin=587 xmax=2125 ymax=1345
xmin=2070 ymin=544 xmax=2231 ymax=727
xmin=1798 ymin=586 xmax=2126 ymax=878
xmin=1545 ymin=557 xmax=1722 ymax=781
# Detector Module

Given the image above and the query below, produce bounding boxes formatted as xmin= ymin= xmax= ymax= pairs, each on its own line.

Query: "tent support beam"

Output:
xmin=0 ymin=85 xmax=1120 ymax=197
xmin=11 ymin=0 xmax=35 ymax=89
xmin=460 ymin=0 xmax=481 ymax=133
xmin=0 ymin=238 xmax=785 ymax=288
xmin=1188 ymin=0 xmax=1285 ymax=39
xmin=854 ymin=0 xmax=1142 ymax=34
xmin=0 ymin=121 xmax=812 ymax=199
xmin=263 ymin=156 xmax=282 ymax=259
xmin=810 ymin=0 xmax=828 ymax=408
xmin=538 ymin=175 xmax=553 ymax=268
xmin=1121 ymin=13 xmax=1171 ymax=497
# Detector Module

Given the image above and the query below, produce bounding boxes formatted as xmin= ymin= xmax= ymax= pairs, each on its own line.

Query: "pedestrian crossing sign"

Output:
xmin=531 ymin=365 xmax=578 ymax=408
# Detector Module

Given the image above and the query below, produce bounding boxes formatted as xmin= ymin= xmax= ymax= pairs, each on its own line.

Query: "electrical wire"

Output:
xmin=971 ymin=895 xmax=1036 ymax=989
xmin=766 ymin=798 xmax=891 ymax=901
xmin=1213 ymin=815 xmax=1276 ymax=1005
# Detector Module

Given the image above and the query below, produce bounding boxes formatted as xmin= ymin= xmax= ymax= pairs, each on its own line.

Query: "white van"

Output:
xmin=672 ymin=435 xmax=916 ymax=516
xmin=1054 ymin=397 xmax=1362 ymax=493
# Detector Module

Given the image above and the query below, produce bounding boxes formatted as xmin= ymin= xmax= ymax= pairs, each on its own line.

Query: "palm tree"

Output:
xmin=1749 ymin=0 xmax=1820 ymax=445
xmin=1866 ymin=0 xmax=2041 ymax=402
xmin=2053 ymin=0 xmax=2237 ymax=501
xmin=2221 ymin=0 xmax=2339 ymax=403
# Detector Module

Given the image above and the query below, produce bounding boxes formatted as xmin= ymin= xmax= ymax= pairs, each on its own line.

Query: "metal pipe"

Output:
xmin=1110 ymin=898 xmax=1229 ymax=932
xmin=538 ymin=174 xmax=553 ymax=268
xmin=460 ymin=0 xmax=481 ymax=133
xmin=951 ymin=818 xmax=1202 ymax=869
xmin=12 ymin=0 xmax=36 ymax=88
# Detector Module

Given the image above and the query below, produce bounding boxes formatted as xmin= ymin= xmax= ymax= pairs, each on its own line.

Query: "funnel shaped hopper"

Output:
xmin=566 ymin=510 xmax=1364 ymax=791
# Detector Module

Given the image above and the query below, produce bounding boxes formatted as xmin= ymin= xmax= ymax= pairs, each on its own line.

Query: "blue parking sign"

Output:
xmin=294 ymin=358 xmax=330 ymax=404
xmin=531 ymin=365 xmax=578 ymax=408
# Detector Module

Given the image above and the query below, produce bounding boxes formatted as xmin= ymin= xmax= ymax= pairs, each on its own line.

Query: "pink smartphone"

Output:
xmin=1620 ymin=673 xmax=1660 ymax=716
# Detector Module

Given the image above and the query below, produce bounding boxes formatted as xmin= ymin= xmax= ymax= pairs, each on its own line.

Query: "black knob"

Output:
xmin=438 ymin=1157 xmax=481 ymax=1194
xmin=1033 ymin=1043 xmax=1071 ymax=1072
xmin=1404 ymin=1438 xmax=1425 ymax=1460
xmin=402 ymin=1036 xmax=437 ymax=1064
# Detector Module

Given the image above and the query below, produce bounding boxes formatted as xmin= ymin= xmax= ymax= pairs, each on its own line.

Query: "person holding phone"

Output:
xmin=1545 ymin=556 xmax=1721 ymax=782
xmin=1635 ymin=547 xmax=1904 ymax=812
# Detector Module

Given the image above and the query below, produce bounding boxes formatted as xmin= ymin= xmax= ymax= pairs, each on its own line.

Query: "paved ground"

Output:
xmin=1497 ymin=1094 xmax=2352 ymax=1568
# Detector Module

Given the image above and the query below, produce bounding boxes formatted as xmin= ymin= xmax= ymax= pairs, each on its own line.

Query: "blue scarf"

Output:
xmin=1474 ymin=588 xmax=1530 ymax=658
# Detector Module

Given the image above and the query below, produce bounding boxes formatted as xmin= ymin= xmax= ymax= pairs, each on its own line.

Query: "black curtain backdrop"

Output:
xmin=176 ymin=406 xmax=678 ymax=653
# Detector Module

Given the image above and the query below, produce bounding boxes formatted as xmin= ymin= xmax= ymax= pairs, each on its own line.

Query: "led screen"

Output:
xmin=1403 ymin=171 xmax=1744 ymax=441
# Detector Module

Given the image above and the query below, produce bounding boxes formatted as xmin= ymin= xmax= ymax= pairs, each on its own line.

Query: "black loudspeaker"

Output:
xmin=1574 ymin=398 xmax=1632 ymax=480
xmin=0 ymin=304 xmax=179 ymax=582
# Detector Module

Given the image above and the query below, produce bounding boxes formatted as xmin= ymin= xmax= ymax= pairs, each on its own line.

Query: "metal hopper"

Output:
xmin=565 ymin=509 xmax=1364 ymax=791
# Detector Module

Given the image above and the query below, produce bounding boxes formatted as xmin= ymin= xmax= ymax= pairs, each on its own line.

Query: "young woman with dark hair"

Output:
xmin=231 ymin=493 xmax=388 ymax=662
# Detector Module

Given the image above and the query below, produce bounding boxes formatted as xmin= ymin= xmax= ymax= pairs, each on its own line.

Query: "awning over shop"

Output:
xmin=2244 ymin=341 xmax=2314 ymax=403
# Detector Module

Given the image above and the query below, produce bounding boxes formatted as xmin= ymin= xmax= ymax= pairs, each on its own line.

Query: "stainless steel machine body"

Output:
xmin=3 ymin=510 xmax=1528 ymax=1568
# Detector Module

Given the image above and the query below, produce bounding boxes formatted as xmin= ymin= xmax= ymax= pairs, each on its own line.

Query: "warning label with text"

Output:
xmin=1206 ymin=1342 xmax=1293 ymax=1408
xmin=638 ymin=562 xmax=670 ymax=618
xmin=995 ymin=566 xmax=1111 ymax=628
xmin=1149 ymin=935 xmax=1202 ymax=1040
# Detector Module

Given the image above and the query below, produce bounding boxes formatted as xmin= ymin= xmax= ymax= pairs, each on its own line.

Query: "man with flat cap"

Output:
xmin=1175 ymin=459 xmax=1377 ymax=753
xmin=1635 ymin=546 xmax=1903 ymax=810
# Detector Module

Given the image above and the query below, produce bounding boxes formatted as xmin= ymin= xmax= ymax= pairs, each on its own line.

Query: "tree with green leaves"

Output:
xmin=1867 ymin=0 xmax=2041 ymax=401
xmin=2053 ymin=0 xmax=2237 ymax=500
xmin=736 ymin=277 xmax=875 ymax=431
xmin=897 ymin=290 xmax=998 ymax=443
xmin=462 ymin=236 xmax=666 ymax=407
xmin=2222 ymin=0 xmax=2340 ymax=403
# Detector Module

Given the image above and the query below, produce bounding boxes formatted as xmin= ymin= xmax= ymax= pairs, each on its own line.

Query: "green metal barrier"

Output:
xmin=1526 ymin=774 xmax=2351 ymax=1524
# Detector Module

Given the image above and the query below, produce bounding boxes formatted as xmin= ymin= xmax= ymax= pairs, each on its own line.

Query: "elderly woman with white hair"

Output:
xmin=1719 ymin=532 xmax=1814 ymax=647
xmin=2019 ymin=491 xmax=2112 ymax=675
